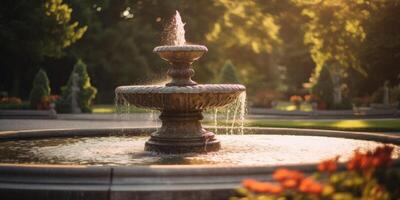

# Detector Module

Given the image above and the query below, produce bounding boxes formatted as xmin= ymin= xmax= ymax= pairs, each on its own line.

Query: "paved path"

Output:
xmin=0 ymin=113 xmax=398 ymax=132
xmin=0 ymin=118 xmax=158 ymax=131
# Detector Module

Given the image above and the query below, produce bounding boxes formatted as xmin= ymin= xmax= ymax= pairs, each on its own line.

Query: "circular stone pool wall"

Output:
xmin=0 ymin=127 xmax=399 ymax=200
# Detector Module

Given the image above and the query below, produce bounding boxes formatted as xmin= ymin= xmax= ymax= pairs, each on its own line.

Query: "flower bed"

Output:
xmin=232 ymin=146 xmax=399 ymax=200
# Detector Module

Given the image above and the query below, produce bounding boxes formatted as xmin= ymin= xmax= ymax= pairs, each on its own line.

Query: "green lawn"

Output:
xmin=211 ymin=119 xmax=400 ymax=132
xmin=273 ymin=101 xmax=312 ymax=112
xmin=92 ymin=104 xmax=148 ymax=113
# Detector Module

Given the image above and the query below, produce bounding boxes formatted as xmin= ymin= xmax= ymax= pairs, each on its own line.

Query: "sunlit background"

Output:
xmin=1 ymin=0 xmax=399 ymax=107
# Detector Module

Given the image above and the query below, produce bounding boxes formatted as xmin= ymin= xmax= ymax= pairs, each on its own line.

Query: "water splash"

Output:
xmin=162 ymin=10 xmax=186 ymax=45
xmin=213 ymin=108 xmax=218 ymax=134
xmin=212 ymin=92 xmax=247 ymax=135
xmin=238 ymin=92 xmax=247 ymax=135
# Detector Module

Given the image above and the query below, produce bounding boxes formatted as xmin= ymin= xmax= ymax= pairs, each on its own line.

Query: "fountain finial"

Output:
xmin=154 ymin=10 xmax=208 ymax=86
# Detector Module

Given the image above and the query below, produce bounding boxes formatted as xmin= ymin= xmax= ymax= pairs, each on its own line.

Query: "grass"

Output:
xmin=240 ymin=119 xmax=400 ymax=132
xmin=0 ymin=102 xmax=30 ymax=110
xmin=207 ymin=118 xmax=400 ymax=132
xmin=274 ymin=101 xmax=312 ymax=112
xmin=92 ymin=104 xmax=148 ymax=113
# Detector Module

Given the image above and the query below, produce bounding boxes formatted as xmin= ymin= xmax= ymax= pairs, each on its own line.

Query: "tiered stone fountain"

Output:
xmin=115 ymin=11 xmax=245 ymax=153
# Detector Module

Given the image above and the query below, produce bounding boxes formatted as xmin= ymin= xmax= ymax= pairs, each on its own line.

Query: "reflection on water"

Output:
xmin=0 ymin=135 xmax=398 ymax=166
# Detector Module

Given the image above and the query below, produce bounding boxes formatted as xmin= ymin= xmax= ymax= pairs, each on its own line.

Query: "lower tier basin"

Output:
xmin=0 ymin=127 xmax=399 ymax=200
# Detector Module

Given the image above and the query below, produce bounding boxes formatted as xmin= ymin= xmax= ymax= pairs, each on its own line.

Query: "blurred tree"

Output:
xmin=357 ymin=0 xmax=400 ymax=94
xmin=218 ymin=60 xmax=240 ymax=84
xmin=56 ymin=60 xmax=97 ymax=113
xmin=66 ymin=0 xmax=223 ymax=102
xmin=275 ymin=0 xmax=314 ymax=92
xmin=295 ymin=0 xmax=369 ymax=85
xmin=206 ymin=0 xmax=283 ymax=95
xmin=29 ymin=69 xmax=51 ymax=109
xmin=0 ymin=0 xmax=86 ymax=97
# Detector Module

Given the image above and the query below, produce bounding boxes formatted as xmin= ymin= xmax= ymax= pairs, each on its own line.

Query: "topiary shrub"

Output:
xmin=312 ymin=65 xmax=334 ymax=109
xmin=56 ymin=60 xmax=97 ymax=113
xmin=29 ymin=69 xmax=50 ymax=109
xmin=218 ymin=60 xmax=240 ymax=84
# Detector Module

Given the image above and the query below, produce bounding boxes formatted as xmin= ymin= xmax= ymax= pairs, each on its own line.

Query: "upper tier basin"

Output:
xmin=153 ymin=45 xmax=208 ymax=62
xmin=115 ymin=84 xmax=245 ymax=111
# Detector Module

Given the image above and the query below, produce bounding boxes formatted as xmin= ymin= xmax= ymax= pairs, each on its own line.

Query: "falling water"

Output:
xmin=115 ymin=94 xmax=130 ymax=121
xmin=162 ymin=10 xmax=186 ymax=45
xmin=212 ymin=92 xmax=247 ymax=135
xmin=238 ymin=92 xmax=247 ymax=134
xmin=213 ymin=109 xmax=218 ymax=134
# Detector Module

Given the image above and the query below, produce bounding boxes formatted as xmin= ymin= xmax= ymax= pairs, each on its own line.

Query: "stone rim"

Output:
xmin=115 ymin=84 xmax=246 ymax=94
xmin=153 ymin=45 xmax=208 ymax=52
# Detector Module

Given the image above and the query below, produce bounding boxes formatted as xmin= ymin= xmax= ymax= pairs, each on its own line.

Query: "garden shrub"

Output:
xmin=250 ymin=90 xmax=283 ymax=108
xmin=371 ymin=87 xmax=385 ymax=104
xmin=29 ymin=69 xmax=50 ymax=109
xmin=391 ymin=86 xmax=400 ymax=109
xmin=290 ymin=95 xmax=303 ymax=110
xmin=331 ymin=97 xmax=353 ymax=110
xmin=232 ymin=145 xmax=399 ymax=200
xmin=312 ymin=65 xmax=334 ymax=109
xmin=56 ymin=60 xmax=97 ymax=113
xmin=219 ymin=60 xmax=240 ymax=84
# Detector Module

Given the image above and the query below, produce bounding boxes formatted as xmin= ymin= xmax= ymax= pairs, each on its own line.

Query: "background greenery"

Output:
xmin=1 ymin=0 xmax=399 ymax=104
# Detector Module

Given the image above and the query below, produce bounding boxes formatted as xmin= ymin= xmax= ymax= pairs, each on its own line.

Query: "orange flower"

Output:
xmin=318 ymin=156 xmax=339 ymax=173
xmin=299 ymin=178 xmax=324 ymax=195
xmin=281 ymin=179 xmax=298 ymax=189
xmin=242 ymin=179 xmax=283 ymax=194
xmin=372 ymin=145 xmax=393 ymax=168
xmin=273 ymin=168 xmax=304 ymax=182
xmin=347 ymin=146 xmax=394 ymax=171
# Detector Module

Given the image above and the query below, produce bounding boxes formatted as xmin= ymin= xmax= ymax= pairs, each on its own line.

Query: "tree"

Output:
xmin=29 ymin=69 xmax=51 ymax=109
xmin=56 ymin=60 xmax=96 ymax=113
xmin=0 ymin=0 xmax=86 ymax=97
xmin=357 ymin=0 xmax=400 ymax=94
xmin=219 ymin=60 xmax=240 ymax=84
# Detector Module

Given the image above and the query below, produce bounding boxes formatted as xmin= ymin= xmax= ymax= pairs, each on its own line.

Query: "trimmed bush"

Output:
xmin=56 ymin=60 xmax=97 ymax=113
xmin=29 ymin=69 xmax=50 ymax=109
xmin=312 ymin=65 xmax=334 ymax=109
xmin=219 ymin=60 xmax=240 ymax=84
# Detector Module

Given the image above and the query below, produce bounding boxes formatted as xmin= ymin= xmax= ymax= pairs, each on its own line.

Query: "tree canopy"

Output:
xmin=1 ymin=0 xmax=399 ymax=103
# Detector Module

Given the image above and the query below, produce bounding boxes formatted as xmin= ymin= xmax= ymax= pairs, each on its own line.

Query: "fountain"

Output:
xmin=115 ymin=11 xmax=245 ymax=153
xmin=0 ymin=11 xmax=399 ymax=200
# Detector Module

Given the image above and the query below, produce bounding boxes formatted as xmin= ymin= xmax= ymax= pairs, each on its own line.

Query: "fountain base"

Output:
xmin=145 ymin=136 xmax=220 ymax=154
xmin=145 ymin=111 xmax=221 ymax=153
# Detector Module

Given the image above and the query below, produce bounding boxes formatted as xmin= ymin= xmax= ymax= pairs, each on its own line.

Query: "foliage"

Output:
xmin=0 ymin=0 xmax=86 ymax=97
xmin=218 ymin=60 xmax=240 ymax=84
xmin=250 ymin=90 xmax=284 ymax=108
xmin=296 ymin=0 xmax=369 ymax=83
xmin=290 ymin=95 xmax=303 ymax=108
xmin=2 ymin=0 xmax=400 ymax=103
xmin=0 ymin=97 xmax=22 ymax=105
xmin=38 ymin=95 xmax=60 ymax=110
xmin=358 ymin=0 xmax=400 ymax=94
xmin=352 ymin=96 xmax=371 ymax=108
xmin=312 ymin=64 xmax=334 ymax=108
xmin=29 ymin=69 xmax=51 ymax=109
xmin=304 ymin=94 xmax=318 ymax=103
xmin=391 ymin=86 xmax=400 ymax=109
xmin=231 ymin=145 xmax=399 ymax=200
xmin=56 ymin=60 xmax=96 ymax=113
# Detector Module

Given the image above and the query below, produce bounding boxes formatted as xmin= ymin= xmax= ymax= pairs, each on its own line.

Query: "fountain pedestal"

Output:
xmin=115 ymin=45 xmax=245 ymax=154
xmin=145 ymin=111 xmax=220 ymax=153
